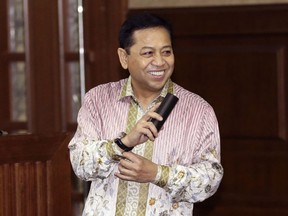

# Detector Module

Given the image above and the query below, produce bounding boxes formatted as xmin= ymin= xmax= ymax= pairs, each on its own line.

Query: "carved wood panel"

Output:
xmin=0 ymin=133 xmax=72 ymax=216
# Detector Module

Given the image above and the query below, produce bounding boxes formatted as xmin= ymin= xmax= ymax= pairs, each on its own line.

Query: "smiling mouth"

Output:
xmin=149 ymin=70 xmax=165 ymax=77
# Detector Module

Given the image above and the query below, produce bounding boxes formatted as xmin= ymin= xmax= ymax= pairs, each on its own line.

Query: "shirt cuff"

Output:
xmin=153 ymin=165 xmax=170 ymax=188
xmin=105 ymin=139 xmax=127 ymax=161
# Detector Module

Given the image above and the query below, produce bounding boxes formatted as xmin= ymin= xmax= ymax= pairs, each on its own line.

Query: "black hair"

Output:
xmin=119 ymin=12 xmax=173 ymax=54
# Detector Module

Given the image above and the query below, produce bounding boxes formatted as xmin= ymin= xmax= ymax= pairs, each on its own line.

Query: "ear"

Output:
xmin=117 ymin=48 xmax=128 ymax=69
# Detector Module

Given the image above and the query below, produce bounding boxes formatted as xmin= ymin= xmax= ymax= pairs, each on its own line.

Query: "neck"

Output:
xmin=133 ymin=89 xmax=161 ymax=110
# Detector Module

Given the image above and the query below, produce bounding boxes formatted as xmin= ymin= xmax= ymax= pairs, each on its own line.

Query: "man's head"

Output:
xmin=119 ymin=13 xmax=173 ymax=54
xmin=117 ymin=13 xmax=175 ymax=98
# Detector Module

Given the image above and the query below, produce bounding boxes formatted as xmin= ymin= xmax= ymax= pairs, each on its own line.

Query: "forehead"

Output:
xmin=132 ymin=27 xmax=172 ymax=47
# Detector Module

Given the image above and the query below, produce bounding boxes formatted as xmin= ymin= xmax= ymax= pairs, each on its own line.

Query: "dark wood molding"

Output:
xmin=130 ymin=4 xmax=288 ymax=35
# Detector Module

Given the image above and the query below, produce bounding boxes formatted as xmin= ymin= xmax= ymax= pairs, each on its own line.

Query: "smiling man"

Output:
xmin=117 ymin=26 xmax=174 ymax=108
xmin=69 ymin=13 xmax=223 ymax=216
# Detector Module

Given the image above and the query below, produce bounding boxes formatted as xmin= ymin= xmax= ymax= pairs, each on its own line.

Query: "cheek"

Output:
xmin=140 ymin=59 xmax=151 ymax=68
xmin=167 ymin=56 xmax=175 ymax=65
xmin=169 ymin=60 xmax=175 ymax=69
xmin=129 ymin=58 xmax=146 ymax=69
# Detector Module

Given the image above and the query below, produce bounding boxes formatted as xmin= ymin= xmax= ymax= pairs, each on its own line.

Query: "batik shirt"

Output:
xmin=68 ymin=77 xmax=223 ymax=216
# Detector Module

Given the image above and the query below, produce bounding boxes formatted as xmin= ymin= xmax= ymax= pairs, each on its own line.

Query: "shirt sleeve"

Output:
xmin=154 ymin=105 xmax=224 ymax=203
xmin=68 ymin=91 xmax=123 ymax=181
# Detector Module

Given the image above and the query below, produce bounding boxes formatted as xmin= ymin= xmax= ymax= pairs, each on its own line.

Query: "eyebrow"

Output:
xmin=140 ymin=45 xmax=172 ymax=50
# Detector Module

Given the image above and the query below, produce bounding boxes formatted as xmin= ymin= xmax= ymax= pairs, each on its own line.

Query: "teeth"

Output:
xmin=150 ymin=71 xmax=164 ymax=76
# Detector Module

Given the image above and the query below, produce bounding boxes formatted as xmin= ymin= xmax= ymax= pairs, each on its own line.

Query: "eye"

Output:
xmin=141 ymin=51 xmax=153 ymax=57
xmin=162 ymin=50 xmax=172 ymax=57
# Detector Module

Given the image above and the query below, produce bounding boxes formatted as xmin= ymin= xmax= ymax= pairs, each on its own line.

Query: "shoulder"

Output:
xmin=173 ymin=82 xmax=217 ymax=121
xmin=174 ymin=83 xmax=211 ymax=109
xmin=85 ymin=79 xmax=126 ymax=102
xmin=173 ymin=83 xmax=219 ymax=131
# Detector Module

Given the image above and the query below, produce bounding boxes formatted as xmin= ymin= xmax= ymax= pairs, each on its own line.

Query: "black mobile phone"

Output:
xmin=150 ymin=93 xmax=179 ymax=131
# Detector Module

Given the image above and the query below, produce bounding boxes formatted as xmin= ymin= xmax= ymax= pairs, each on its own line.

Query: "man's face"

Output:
xmin=119 ymin=27 xmax=175 ymax=96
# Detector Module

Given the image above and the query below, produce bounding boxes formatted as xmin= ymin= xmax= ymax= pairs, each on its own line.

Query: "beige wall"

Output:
xmin=129 ymin=0 xmax=288 ymax=8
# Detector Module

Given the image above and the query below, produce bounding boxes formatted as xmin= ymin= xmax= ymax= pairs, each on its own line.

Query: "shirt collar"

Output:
xmin=119 ymin=76 xmax=175 ymax=101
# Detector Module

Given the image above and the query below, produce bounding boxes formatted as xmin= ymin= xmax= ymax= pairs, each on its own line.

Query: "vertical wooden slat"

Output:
xmin=25 ymin=162 xmax=37 ymax=216
xmin=0 ymin=165 xmax=4 ymax=216
xmin=36 ymin=161 xmax=47 ymax=216
xmin=15 ymin=163 xmax=25 ymax=216
xmin=3 ymin=164 xmax=9 ymax=216
xmin=8 ymin=164 xmax=16 ymax=216
xmin=46 ymin=161 xmax=52 ymax=216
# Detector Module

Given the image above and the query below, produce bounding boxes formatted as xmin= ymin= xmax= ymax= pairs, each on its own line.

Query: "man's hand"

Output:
xmin=121 ymin=103 xmax=162 ymax=148
xmin=115 ymin=151 xmax=158 ymax=183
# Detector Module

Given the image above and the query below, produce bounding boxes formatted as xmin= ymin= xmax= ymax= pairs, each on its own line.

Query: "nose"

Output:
xmin=152 ymin=54 xmax=165 ymax=66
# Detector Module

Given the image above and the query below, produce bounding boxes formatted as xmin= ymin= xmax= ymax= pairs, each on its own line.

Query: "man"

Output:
xmin=69 ymin=13 xmax=223 ymax=215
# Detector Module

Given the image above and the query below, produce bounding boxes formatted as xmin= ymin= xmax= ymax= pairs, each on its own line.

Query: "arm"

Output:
xmin=154 ymin=106 xmax=223 ymax=203
xmin=68 ymin=91 xmax=121 ymax=181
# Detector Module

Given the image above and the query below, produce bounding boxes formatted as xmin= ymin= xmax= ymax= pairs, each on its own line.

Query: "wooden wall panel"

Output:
xmin=83 ymin=0 xmax=128 ymax=90
xmin=174 ymin=40 xmax=285 ymax=139
xmin=130 ymin=4 xmax=288 ymax=216
xmin=25 ymin=0 xmax=63 ymax=134
xmin=0 ymin=133 xmax=72 ymax=216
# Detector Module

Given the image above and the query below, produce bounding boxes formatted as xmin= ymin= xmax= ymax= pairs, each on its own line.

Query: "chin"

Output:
xmin=149 ymin=84 xmax=166 ymax=93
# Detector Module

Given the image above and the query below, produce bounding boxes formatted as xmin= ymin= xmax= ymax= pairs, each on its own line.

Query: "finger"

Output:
xmin=135 ymin=121 xmax=156 ymax=137
xmin=147 ymin=121 xmax=159 ymax=134
xmin=141 ymin=103 xmax=161 ymax=122
xmin=147 ymin=111 xmax=163 ymax=122
xmin=118 ymin=163 xmax=132 ymax=176
xmin=150 ymin=102 xmax=161 ymax=111
xmin=146 ymin=103 xmax=163 ymax=121
xmin=141 ymin=127 xmax=157 ymax=140
xmin=144 ymin=121 xmax=160 ymax=138
xmin=115 ymin=171 xmax=131 ymax=180
xmin=117 ymin=163 xmax=136 ymax=180
xmin=118 ymin=163 xmax=129 ymax=174
xmin=121 ymin=151 xmax=137 ymax=162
